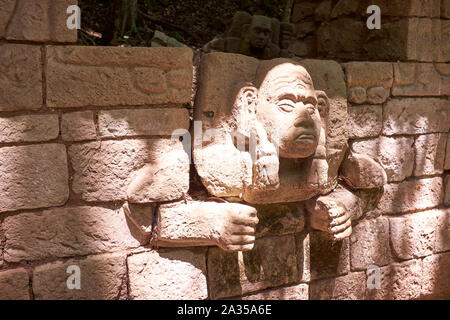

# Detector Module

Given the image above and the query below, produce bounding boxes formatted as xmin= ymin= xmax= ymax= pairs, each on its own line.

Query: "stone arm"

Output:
xmin=306 ymin=151 xmax=387 ymax=240
xmin=156 ymin=201 xmax=259 ymax=252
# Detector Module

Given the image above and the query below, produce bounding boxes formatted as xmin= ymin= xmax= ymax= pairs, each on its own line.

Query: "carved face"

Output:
xmin=255 ymin=63 xmax=321 ymax=159
xmin=247 ymin=16 xmax=272 ymax=49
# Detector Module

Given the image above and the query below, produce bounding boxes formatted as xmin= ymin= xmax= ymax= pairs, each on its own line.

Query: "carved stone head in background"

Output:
xmin=202 ymin=11 xmax=294 ymax=59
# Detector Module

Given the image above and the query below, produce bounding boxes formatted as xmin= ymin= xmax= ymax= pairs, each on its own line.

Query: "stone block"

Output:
xmin=376 ymin=178 xmax=443 ymax=215
xmin=3 ymin=206 xmax=140 ymax=262
xmin=351 ymin=136 xmax=414 ymax=182
xmin=0 ymin=268 xmax=29 ymax=300
xmin=98 ymin=108 xmax=190 ymax=138
xmin=61 ymin=111 xmax=97 ymax=142
xmin=46 ymin=46 xmax=193 ymax=108
xmin=309 ymin=231 xmax=349 ymax=280
xmin=127 ymin=249 xmax=208 ymax=300
xmin=69 ymin=138 xmax=189 ymax=202
xmin=347 ymin=105 xmax=382 ymax=139
xmin=422 ymin=253 xmax=450 ymax=299
xmin=33 ymin=253 xmax=126 ymax=300
xmin=0 ymin=144 xmax=69 ymax=213
xmin=0 ymin=114 xmax=59 ymax=143
xmin=0 ymin=44 xmax=42 ymax=112
xmin=207 ymin=235 xmax=298 ymax=299
xmin=5 ymin=0 xmax=77 ymax=43
xmin=414 ymin=133 xmax=446 ymax=176
xmin=340 ymin=152 xmax=387 ymax=189
xmin=310 ymin=272 xmax=366 ymax=300
xmin=350 ymin=217 xmax=390 ymax=270
xmin=241 ymin=283 xmax=308 ymax=300
xmin=389 ymin=209 xmax=448 ymax=260
xmin=393 ymin=63 xmax=445 ymax=96
xmin=383 ymin=98 xmax=449 ymax=135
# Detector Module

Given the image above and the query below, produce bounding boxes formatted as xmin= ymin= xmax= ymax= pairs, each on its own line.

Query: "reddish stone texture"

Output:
xmin=347 ymin=105 xmax=382 ymax=139
xmin=0 ymin=268 xmax=30 ymax=300
xmin=207 ymin=235 xmax=299 ymax=299
xmin=0 ymin=114 xmax=59 ymax=143
xmin=98 ymin=108 xmax=190 ymax=138
xmin=33 ymin=253 xmax=126 ymax=300
xmin=241 ymin=283 xmax=308 ymax=300
xmin=376 ymin=178 xmax=443 ymax=215
xmin=310 ymin=272 xmax=366 ymax=300
xmin=68 ymin=139 xmax=189 ymax=202
xmin=46 ymin=46 xmax=193 ymax=108
xmin=414 ymin=133 xmax=446 ymax=176
xmin=0 ymin=144 xmax=69 ymax=213
xmin=393 ymin=63 xmax=449 ymax=96
xmin=5 ymin=0 xmax=78 ymax=43
xmin=0 ymin=44 xmax=42 ymax=112
xmin=383 ymin=98 xmax=449 ymax=136
xmin=127 ymin=249 xmax=208 ymax=300
xmin=422 ymin=252 xmax=450 ymax=299
xmin=3 ymin=206 xmax=141 ymax=262
xmin=350 ymin=217 xmax=390 ymax=270
xmin=61 ymin=111 xmax=97 ymax=142
xmin=389 ymin=209 xmax=449 ymax=260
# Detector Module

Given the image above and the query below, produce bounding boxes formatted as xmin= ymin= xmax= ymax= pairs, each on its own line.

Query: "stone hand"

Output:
xmin=213 ymin=203 xmax=259 ymax=252
xmin=307 ymin=197 xmax=352 ymax=241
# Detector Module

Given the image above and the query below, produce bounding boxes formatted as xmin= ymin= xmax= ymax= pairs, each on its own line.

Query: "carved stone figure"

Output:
xmin=126 ymin=53 xmax=387 ymax=252
xmin=202 ymin=11 xmax=294 ymax=59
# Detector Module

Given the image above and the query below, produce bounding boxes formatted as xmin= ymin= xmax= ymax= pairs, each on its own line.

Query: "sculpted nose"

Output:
xmin=294 ymin=105 xmax=315 ymax=128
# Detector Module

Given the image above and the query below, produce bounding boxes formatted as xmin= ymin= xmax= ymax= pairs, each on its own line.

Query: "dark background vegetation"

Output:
xmin=77 ymin=0 xmax=288 ymax=48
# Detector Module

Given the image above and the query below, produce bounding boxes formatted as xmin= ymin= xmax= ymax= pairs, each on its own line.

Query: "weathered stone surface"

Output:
xmin=445 ymin=134 xmax=450 ymax=170
xmin=309 ymin=231 xmax=349 ymax=280
xmin=241 ymin=283 xmax=308 ymax=300
xmin=33 ymin=253 xmax=126 ymax=300
xmin=46 ymin=46 xmax=193 ymax=108
xmin=315 ymin=0 xmax=332 ymax=21
xmin=350 ymin=218 xmax=390 ymax=270
xmin=6 ymin=0 xmax=77 ymax=43
xmin=393 ymin=63 xmax=447 ymax=96
xmin=0 ymin=268 xmax=30 ymax=300
xmin=443 ymin=0 xmax=450 ymax=18
xmin=61 ymin=111 xmax=97 ymax=142
xmin=0 ymin=114 xmax=59 ymax=143
xmin=340 ymin=152 xmax=387 ymax=189
xmin=399 ymin=18 xmax=440 ymax=62
xmin=99 ymin=108 xmax=190 ymax=137
xmin=383 ymin=98 xmax=449 ymax=135
xmin=366 ymin=259 xmax=424 ymax=300
xmin=207 ymin=235 xmax=298 ymax=299
xmin=69 ymin=138 xmax=188 ymax=202
xmin=376 ymin=178 xmax=443 ymax=215
xmin=344 ymin=62 xmax=393 ymax=89
xmin=390 ymin=209 xmax=449 ymax=260
xmin=288 ymin=37 xmax=315 ymax=57
xmin=366 ymin=87 xmax=390 ymax=105
xmin=422 ymin=253 xmax=450 ymax=299
xmin=292 ymin=2 xmax=316 ymax=23
xmin=296 ymin=232 xmax=311 ymax=283
xmin=414 ymin=133 xmax=446 ymax=176
xmin=0 ymin=0 xmax=16 ymax=39
xmin=3 ymin=206 xmax=140 ymax=262
xmin=351 ymin=137 xmax=414 ymax=182
xmin=445 ymin=175 xmax=450 ymax=206
xmin=331 ymin=0 xmax=358 ymax=18
xmin=347 ymin=105 xmax=382 ymax=139
xmin=254 ymin=204 xmax=305 ymax=238
xmin=157 ymin=201 xmax=258 ymax=252
xmin=310 ymin=272 xmax=366 ymax=300
xmin=367 ymin=0 xmax=441 ymax=17
xmin=128 ymin=249 xmax=208 ymax=300
xmin=347 ymin=86 xmax=367 ymax=104
xmin=0 ymin=44 xmax=42 ymax=111
xmin=0 ymin=144 xmax=69 ymax=213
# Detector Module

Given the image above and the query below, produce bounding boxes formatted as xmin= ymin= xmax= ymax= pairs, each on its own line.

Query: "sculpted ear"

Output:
xmin=315 ymin=90 xmax=329 ymax=119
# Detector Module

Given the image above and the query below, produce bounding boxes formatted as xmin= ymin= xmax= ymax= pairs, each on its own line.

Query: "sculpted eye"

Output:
xmin=278 ymin=99 xmax=295 ymax=112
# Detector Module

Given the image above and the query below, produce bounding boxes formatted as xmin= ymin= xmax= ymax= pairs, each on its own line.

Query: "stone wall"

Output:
xmin=0 ymin=0 xmax=449 ymax=300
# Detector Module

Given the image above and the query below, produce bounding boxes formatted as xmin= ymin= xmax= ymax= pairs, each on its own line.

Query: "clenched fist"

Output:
xmin=213 ymin=203 xmax=259 ymax=252
xmin=306 ymin=196 xmax=352 ymax=241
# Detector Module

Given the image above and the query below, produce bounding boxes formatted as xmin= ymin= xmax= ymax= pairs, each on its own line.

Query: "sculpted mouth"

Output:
xmin=295 ymin=131 xmax=316 ymax=141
